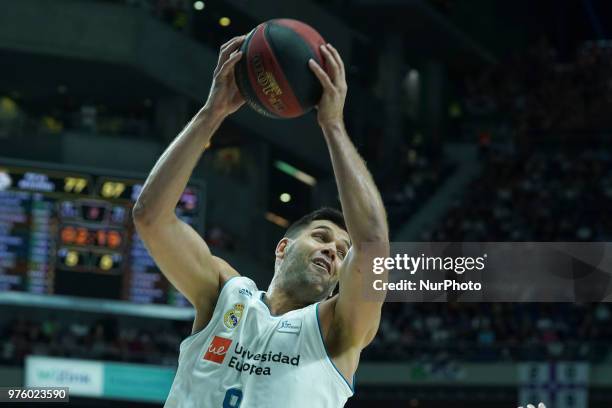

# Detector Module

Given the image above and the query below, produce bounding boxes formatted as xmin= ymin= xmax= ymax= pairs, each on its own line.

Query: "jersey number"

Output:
xmin=223 ymin=388 xmax=243 ymax=408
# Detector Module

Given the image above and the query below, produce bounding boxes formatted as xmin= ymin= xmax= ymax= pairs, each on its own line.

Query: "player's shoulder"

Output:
xmin=191 ymin=264 xmax=255 ymax=334
xmin=213 ymin=256 xmax=241 ymax=286
xmin=213 ymin=257 xmax=259 ymax=296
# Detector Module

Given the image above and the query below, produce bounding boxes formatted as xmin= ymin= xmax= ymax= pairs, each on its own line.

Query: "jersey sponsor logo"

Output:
xmin=204 ymin=336 xmax=232 ymax=364
xmin=223 ymin=303 xmax=244 ymax=329
xmin=228 ymin=357 xmax=272 ymax=376
xmin=234 ymin=342 xmax=301 ymax=366
xmin=238 ymin=288 xmax=253 ymax=297
xmin=226 ymin=342 xmax=301 ymax=376
xmin=277 ymin=319 xmax=302 ymax=334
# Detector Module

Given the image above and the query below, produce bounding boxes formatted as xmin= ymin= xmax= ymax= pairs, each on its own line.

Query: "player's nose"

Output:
xmin=320 ymin=247 xmax=336 ymax=262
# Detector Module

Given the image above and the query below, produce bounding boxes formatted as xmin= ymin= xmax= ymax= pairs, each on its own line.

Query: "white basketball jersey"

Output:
xmin=164 ymin=276 xmax=354 ymax=408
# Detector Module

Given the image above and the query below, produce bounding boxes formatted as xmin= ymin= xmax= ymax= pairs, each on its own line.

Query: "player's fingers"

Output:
xmin=218 ymin=36 xmax=246 ymax=64
xmin=220 ymin=35 xmax=245 ymax=52
xmin=325 ymin=43 xmax=345 ymax=77
xmin=319 ymin=44 xmax=339 ymax=81
xmin=308 ymin=59 xmax=334 ymax=89
xmin=219 ymin=50 xmax=243 ymax=76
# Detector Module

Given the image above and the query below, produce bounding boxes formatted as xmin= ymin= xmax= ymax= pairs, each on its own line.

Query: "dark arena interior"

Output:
xmin=1 ymin=1 xmax=612 ymax=407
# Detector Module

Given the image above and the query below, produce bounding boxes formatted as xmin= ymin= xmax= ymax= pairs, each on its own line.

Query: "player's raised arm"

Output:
xmin=132 ymin=36 xmax=245 ymax=329
xmin=309 ymin=44 xmax=390 ymax=349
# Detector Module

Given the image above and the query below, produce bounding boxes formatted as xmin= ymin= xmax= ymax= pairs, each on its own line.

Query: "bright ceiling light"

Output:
xmin=274 ymin=160 xmax=317 ymax=186
xmin=265 ymin=212 xmax=289 ymax=228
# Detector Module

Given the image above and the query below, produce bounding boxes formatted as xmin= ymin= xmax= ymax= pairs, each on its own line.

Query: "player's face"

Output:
xmin=276 ymin=220 xmax=350 ymax=302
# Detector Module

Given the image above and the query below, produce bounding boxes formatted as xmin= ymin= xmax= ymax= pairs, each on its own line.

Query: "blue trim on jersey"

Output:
xmin=315 ymin=302 xmax=355 ymax=394
xmin=258 ymin=292 xmax=283 ymax=319
xmin=184 ymin=275 xmax=242 ymax=340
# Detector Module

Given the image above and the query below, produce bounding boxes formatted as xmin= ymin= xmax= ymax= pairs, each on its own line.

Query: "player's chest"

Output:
xmin=199 ymin=303 xmax=308 ymax=371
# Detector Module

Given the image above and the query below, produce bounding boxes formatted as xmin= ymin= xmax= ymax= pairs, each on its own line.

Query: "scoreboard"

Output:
xmin=0 ymin=158 xmax=204 ymax=317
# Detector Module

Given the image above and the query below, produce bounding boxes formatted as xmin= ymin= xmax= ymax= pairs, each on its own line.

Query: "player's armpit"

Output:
xmin=134 ymin=215 xmax=239 ymax=311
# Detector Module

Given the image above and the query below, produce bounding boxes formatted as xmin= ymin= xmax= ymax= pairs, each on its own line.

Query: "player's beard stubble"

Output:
xmin=276 ymin=240 xmax=337 ymax=304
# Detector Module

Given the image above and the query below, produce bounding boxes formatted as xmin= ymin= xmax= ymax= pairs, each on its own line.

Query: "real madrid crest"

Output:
xmin=223 ymin=303 xmax=244 ymax=329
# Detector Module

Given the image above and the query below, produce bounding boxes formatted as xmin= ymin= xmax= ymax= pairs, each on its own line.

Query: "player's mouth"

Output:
xmin=311 ymin=257 xmax=331 ymax=275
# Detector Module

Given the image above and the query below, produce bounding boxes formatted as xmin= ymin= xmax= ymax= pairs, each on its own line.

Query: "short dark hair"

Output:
xmin=284 ymin=207 xmax=347 ymax=238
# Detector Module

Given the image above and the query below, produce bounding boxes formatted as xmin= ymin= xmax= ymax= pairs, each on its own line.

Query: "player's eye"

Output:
xmin=313 ymin=233 xmax=325 ymax=241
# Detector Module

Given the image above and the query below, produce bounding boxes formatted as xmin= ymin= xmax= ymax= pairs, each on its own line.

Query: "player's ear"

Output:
xmin=275 ymin=237 xmax=290 ymax=259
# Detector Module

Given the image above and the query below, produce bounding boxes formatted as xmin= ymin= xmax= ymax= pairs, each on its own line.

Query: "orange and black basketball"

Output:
xmin=235 ymin=19 xmax=327 ymax=119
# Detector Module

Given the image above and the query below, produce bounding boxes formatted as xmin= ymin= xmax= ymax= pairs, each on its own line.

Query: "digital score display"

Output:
xmin=0 ymin=160 xmax=203 ymax=309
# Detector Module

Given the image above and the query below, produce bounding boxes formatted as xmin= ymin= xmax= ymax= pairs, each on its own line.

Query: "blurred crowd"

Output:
xmin=383 ymin=145 xmax=452 ymax=233
xmin=3 ymin=301 xmax=611 ymax=366
xmin=0 ymin=316 xmax=191 ymax=367
xmin=464 ymin=39 xmax=612 ymax=135
xmin=368 ymin=302 xmax=612 ymax=362
xmin=424 ymin=146 xmax=612 ymax=241
xmin=362 ymin=144 xmax=612 ymax=362
xmin=368 ymin=37 xmax=612 ymax=363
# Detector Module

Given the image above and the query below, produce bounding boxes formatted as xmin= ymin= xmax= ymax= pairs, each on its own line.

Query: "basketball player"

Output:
xmin=133 ymin=35 xmax=389 ymax=407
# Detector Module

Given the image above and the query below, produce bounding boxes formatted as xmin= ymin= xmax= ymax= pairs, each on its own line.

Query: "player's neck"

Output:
xmin=262 ymin=288 xmax=308 ymax=316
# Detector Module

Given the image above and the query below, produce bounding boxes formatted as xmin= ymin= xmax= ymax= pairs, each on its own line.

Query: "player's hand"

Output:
xmin=205 ymin=35 xmax=246 ymax=117
xmin=308 ymin=43 xmax=347 ymax=127
xmin=518 ymin=403 xmax=546 ymax=408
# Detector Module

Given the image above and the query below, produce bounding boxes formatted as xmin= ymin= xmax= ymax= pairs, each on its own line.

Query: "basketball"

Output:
xmin=235 ymin=19 xmax=327 ymax=119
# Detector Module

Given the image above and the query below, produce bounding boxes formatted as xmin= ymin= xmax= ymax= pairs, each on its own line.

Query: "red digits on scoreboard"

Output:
xmin=107 ymin=231 xmax=121 ymax=249
xmin=96 ymin=230 xmax=106 ymax=246
xmin=59 ymin=226 xmax=122 ymax=249
xmin=75 ymin=228 xmax=88 ymax=246
xmin=61 ymin=226 xmax=76 ymax=244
